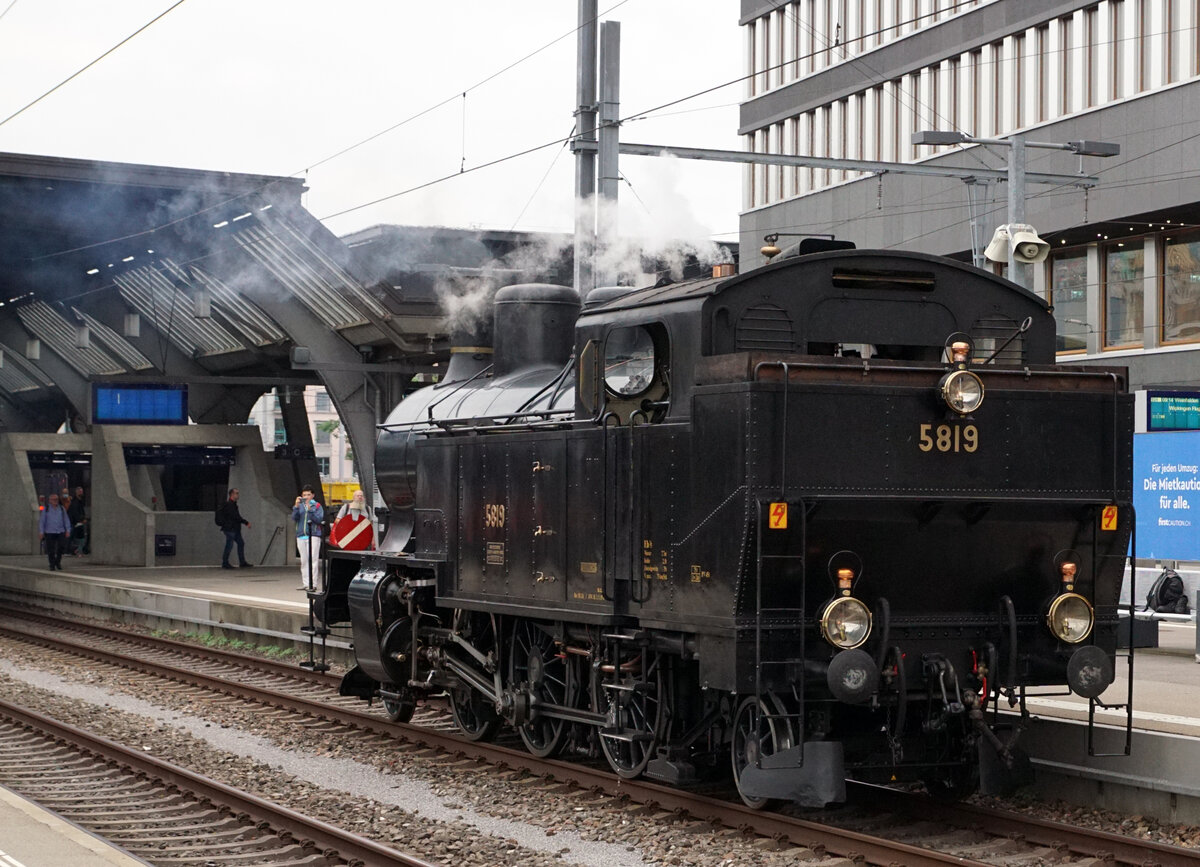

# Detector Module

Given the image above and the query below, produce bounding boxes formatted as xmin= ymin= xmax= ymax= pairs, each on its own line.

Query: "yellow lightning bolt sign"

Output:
xmin=769 ymin=502 xmax=788 ymax=529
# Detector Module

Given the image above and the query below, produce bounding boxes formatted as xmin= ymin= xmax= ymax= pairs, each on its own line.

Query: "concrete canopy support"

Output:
xmin=0 ymin=433 xmax=91 ymax=554
xmin=237 ymin=289 xmax=382 ymax=508
xmin=0 ymin=393 xmax=49 ymax=432
xmin=90 ymin=424 xmax=288 ymax=567
xmin=0 ymin=318 xmax=90 ymax=430
xmin=276 ymin=383 xmax=321 ymax=498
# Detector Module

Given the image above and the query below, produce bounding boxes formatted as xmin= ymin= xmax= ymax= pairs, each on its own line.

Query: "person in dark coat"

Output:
xmin=215 ymin=488 xmax=253 ymax=569
xmin=66 ymin=487 xmax=86 ymax=555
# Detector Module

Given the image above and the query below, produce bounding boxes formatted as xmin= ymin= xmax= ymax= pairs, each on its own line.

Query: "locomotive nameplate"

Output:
xmin=580 ymin=561 xmax=598 ymax=574
xmin=486 ymin=542 xmax=505 ymax=566
xmin=917 ymin=423 xmax=978 ymax=453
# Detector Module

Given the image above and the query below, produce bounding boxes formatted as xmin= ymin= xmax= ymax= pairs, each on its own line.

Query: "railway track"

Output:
xmin=0 ymin=609 xmax=1196 ymax=867
xmin=0 ymin=697 xmax=437 ymax=867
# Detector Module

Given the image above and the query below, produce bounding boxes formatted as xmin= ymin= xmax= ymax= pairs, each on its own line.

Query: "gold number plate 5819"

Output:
xmin=918 ymin=423 xmax=978 ymax=453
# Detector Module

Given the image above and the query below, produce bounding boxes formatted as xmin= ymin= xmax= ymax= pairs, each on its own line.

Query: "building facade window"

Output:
xmin=315 ymin=426 xmax=331 ymax=445
xmin=273 ymin=419 xmax=286 ymax=445
xmin=316 ymin=457 xmax=330 ymax=475
xmin=1104 ymin=243 xmax=1145 ymax=348
xmin=1163 ymin=232 xmax=1200 ymax=343
xmin=1050 ymin=249 xmax=1089 ymax=352
xmin=741 ymin=1 xmax=1200 ymax=209
xmin=315 ymin=391 xmax=331 ymax=411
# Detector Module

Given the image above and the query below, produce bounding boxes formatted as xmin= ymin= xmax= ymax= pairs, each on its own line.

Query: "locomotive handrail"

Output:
xmin=600 ymin=411 xmax=621 ymax=603
xmin=425 ymin=362 xmax=494 ymax=420
xmin=377 ymin=409 xmax=578 ymax=433
xmin=750 ymin=357 xmax=1130 ymax=387
xmin=980 ymin=316 xmax=1032 ymax=365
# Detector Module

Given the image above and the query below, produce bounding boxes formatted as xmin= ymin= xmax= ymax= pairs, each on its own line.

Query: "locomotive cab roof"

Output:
xmin=575 ymin=249 xmax=1058 ymax=423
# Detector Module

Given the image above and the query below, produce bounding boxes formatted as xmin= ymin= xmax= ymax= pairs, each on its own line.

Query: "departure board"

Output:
xmin=1148 ymin=390 xmax=1200 ymax=432
xmin=92 ymin=383 xmax=188 ymax=425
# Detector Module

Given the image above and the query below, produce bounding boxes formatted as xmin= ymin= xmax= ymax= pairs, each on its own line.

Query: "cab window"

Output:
xmin=604 ymin=326 xmax=655 ymax=396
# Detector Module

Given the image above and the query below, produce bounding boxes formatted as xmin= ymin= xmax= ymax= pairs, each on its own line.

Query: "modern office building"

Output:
xmin=737 ymin=0 xmax=1200 ymax=393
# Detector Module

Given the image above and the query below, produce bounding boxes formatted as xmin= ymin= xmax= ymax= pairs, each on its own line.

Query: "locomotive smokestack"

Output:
xmin=442 ymin=320 xmax=494 ymax=383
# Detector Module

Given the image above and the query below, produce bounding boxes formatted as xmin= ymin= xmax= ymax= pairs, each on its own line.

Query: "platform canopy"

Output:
xmin=0 ymin=152 xmax=461 ymax=486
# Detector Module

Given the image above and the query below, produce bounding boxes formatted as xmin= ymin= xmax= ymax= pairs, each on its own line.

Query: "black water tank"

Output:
xmin=492 ymin=284 xmax=580 ymax=376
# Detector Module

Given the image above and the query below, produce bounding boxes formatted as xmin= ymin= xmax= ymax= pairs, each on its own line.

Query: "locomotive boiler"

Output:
xmin=318 ymin=242 xmax=1133 ymax=807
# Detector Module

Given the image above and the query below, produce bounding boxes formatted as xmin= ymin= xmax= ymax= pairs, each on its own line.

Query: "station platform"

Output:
xmin=0 ymin=554 xmax=351 ymax=664
xmin=0 ymin=554 xmax=1196 ymax=735
xmin=0 ymin=784 xmax=148 ymax=866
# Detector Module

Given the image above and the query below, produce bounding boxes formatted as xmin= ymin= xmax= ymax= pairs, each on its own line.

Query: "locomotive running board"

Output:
xmin=739 ymin=742 xmax=846 ymax=808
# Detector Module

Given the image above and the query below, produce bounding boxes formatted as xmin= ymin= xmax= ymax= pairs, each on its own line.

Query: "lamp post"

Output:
xmin=912 ymin=132 xmax=1119 ymax=291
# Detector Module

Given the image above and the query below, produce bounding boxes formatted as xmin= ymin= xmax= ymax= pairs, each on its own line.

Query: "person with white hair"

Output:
xmin=329 ymin=489 xmax=377 ymax=551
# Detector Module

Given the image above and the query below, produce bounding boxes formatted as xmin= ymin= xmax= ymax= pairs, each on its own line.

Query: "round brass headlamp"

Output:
xmin=1046 ymin=592 xmax=1094 ymax=643
xmin=940 ymin=369 xmax=985 ymax=414
xmin=820 ymin=597 xmax=872 ymax=649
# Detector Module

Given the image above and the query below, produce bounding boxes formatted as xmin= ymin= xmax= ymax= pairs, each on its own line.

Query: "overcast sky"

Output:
xmin=0 ymin=1 xmax=744 ymax=246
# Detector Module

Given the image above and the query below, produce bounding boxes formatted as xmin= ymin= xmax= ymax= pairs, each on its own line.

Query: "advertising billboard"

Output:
xmin=1134 ymin=431 xmax=1200 ymax=560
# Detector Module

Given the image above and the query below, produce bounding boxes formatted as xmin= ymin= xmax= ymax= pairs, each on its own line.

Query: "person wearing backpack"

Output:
xmin=215 ymin=488 xmax=253 ymax=570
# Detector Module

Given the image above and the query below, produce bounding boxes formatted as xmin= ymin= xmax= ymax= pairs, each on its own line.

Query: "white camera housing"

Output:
xmin=985 ymin=223 xmax=1050 ymax=265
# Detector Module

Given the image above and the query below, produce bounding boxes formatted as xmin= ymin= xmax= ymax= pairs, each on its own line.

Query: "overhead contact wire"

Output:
xmin=0 ymin=0 xmax=189 ymax=130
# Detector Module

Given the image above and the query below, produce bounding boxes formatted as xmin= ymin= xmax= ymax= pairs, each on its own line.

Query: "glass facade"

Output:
xmin=1163 ymin=234 xmax=1200 ymax=342
xmin=1050 ymin=250 xmax=1088 ymax=352
xmin=1104 ymin=245 xmax=1144 ymax=348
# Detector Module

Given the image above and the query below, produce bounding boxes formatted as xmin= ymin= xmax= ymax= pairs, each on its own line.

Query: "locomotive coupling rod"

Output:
xmin=440 ymin=655 xmax=499 ymax=703
xmin=447 ymin=631 xmax=496 ymax=671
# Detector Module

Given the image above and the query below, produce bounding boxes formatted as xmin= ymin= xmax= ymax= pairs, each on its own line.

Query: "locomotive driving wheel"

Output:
xmin=591 ymin=646 xmax=667 ymax=779
xmin=731 ymin=693 xmax=794 ymax=810
xmin=509 ymin=619 xmax=578 ymax=757
xmin=447 ymin=610 xmax=501 ymax=742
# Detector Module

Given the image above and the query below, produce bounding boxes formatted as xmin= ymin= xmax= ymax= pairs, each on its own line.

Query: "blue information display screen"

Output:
xmin=1134 ymin=431 xmax=1200 ymax=560
xmin=1147 ymin=390 xmax=1200 ymax=431
xmin=93 ymin=384 xmax=188 ymax=425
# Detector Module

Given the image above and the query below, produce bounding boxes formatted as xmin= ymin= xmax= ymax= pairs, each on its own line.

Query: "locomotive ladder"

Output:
xmin=750 ymin=362 xmax=807 ymax=766
xmin=752 ymin=496 xmax=807 ymax=765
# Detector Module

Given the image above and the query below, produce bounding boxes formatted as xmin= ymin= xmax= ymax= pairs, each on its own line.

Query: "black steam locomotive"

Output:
xmin=316 ymin=242 xmax=1133 ymax=807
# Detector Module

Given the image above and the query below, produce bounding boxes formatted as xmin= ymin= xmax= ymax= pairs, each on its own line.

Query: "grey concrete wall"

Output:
xmin=0 ymin=433 xmax=92 ymax=555
xmin=90 ymin=424 xmax=289 ymax=568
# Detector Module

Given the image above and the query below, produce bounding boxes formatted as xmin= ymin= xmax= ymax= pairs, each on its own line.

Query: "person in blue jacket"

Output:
xmin=291 ymin=485 xmax=324 ymax=591
xmin=38 ymin=492 xmax=71 ymax=571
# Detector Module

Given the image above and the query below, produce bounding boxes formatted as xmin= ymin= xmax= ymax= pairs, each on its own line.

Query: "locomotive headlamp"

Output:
xmin=1061 ymin=562 xmax=1077 ymax=591
xmin=820 ymin=597 xmax=872 ymax=649
xmin=836 ymin=568 xmax=854 ymax=596
xmin=940 ymin=369 xmax=985 ymax=414
xmin=1046 ymin=592 xmax=1094 ymax=643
